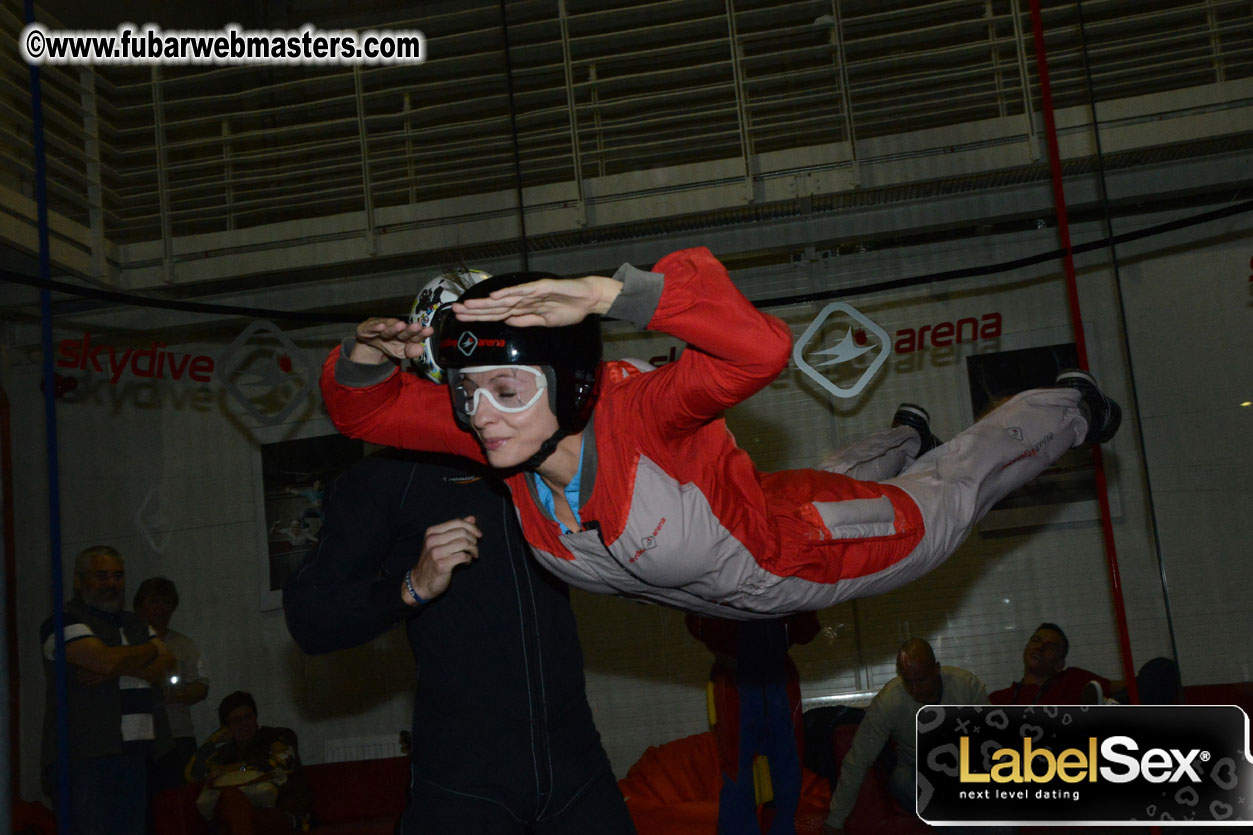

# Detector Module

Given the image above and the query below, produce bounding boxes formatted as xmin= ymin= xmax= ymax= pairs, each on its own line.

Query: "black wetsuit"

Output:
xmin=283 ymin=450 xmax=634 ymax=834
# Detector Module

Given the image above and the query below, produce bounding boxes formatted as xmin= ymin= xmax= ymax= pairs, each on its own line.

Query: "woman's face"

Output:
xmin=455 ymin=366 xmax=559 ymax=469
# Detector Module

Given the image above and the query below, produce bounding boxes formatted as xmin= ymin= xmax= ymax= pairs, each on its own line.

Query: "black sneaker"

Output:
xmin=1055 ymin=369 xmax=1121 ymax=445
xmin=892 ymin=403 xmax=943 ymax=455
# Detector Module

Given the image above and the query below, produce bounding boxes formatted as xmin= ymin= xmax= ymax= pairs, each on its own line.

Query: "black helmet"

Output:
xmin=433 ymin=272 xmax=602 ymax=445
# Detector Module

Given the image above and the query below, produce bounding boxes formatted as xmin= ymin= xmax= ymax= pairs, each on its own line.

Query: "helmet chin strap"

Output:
xmin=518 ymin=427 xmax=568 ymax=471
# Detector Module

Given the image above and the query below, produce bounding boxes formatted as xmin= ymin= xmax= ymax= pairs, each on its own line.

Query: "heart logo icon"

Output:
xmin=1209 ymin=800 xmax=1234 ymax=821
xmin=927 ymin=743 xmax=961 ymax=777
xmin=1211 ymin=757 xmax=1238 ymax=790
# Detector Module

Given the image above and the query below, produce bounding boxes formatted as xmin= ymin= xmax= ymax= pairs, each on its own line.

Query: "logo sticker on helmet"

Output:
xmin=411 ymin=268 xmax=491 ymax=383
xmin=457 ymin=332 xmax=478 ymax=356
xmin=793 ymin=303 xmax=891 ymax=399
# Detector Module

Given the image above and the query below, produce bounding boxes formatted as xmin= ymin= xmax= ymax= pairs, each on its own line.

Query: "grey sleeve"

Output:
xmin=606 ymin=263 xmax=665 ymax=329
xmin=333 ymin=337 xmax=398 ymax=387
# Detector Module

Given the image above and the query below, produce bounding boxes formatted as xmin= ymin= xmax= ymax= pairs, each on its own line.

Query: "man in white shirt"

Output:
xmin=824 ymin=638 xmax=987 ymax=833
xmin=134 ymin=576 xmax=210 ymax=791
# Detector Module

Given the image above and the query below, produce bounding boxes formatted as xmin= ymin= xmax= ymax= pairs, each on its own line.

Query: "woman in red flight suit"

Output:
xmin=320 ymin=247 xmax=1119 ymax=619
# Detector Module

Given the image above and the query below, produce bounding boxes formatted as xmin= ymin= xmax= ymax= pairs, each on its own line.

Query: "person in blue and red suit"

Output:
xmin=688 ymin=612 xmax=821 ymax=835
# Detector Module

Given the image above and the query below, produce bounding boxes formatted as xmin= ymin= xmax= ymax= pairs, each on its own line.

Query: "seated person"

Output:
xmin=824 ymin=638 xmax=987 ymax=834
xmin=187 ymin=691 xmax=311 ymax=833
xmin=989 ymin=622 xmax=1179 ymax=705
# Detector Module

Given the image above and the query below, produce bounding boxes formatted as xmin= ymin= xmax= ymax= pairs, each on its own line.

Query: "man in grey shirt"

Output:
xmin=825 ymin=638 xmax=987 ymax=833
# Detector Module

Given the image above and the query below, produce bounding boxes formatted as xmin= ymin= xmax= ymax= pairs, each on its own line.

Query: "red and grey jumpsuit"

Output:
xmin=321 ymin=247 xmax=1089 ymax=619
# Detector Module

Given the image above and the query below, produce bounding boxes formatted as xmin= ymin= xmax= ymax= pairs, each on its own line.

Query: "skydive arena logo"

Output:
xmin=217 ymin=320 xmax=317 ymax=425
xmin=917 ymin=705 xmax=1253 ymax=825
xmin=792 ymin=302 xmax=891 ymax=399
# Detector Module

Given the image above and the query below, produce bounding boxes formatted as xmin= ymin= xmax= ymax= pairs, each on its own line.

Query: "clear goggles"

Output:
xmin=451 ymin=365 xmax=548 ymax=417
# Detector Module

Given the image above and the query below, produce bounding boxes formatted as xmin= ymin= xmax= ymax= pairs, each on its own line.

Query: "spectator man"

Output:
xmin=824 ymin=638 xmax=988 ymax=834
xmin=989 ymin=622 xmax=1179 ymax=705
xmin=40 ymin=544 xmax=176 ymax=835
xmin=133 ymin=576 xmax=210 ymax=791
xmin=187 ymin=691 xmax=311 ymax=833
xmin=283 ymin=448 xmax=635 ymax=834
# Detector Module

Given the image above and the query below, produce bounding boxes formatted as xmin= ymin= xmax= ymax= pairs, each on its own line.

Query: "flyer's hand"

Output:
xmin=350 ymin=317 xmax=431 ymax=364
xmin=404 ymin=516 xmax=482 ymax=604
xmin=451 ymin=276 xmax=620 ymax=327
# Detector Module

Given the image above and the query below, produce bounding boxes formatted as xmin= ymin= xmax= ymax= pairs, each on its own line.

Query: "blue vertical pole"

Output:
xmin=23 ymin=1 xmax=71 ymax=831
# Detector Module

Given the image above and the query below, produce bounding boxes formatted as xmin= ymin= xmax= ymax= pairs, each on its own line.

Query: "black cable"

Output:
xmin=2 ymin=199 xmax=1249 ymax=321
xmin=1076 ymin=0 xmax=1182 ymax=678
xmin=0 ymin=270 xmax=363 ymax=323
xmin=750 ymin=198 xmax=1253 ymax=309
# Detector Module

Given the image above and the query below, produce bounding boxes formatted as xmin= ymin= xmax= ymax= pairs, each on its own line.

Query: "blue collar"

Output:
xmin=530 ymin=435 xmax=585 ymax=535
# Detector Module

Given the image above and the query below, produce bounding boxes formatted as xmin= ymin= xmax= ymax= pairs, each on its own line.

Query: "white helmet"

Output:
xmin=409 ymin=267 xmax=491 ymax=382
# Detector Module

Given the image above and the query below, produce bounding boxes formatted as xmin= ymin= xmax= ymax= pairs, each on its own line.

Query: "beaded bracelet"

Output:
xmin=403 ymin=570 xmax=426 ymax=607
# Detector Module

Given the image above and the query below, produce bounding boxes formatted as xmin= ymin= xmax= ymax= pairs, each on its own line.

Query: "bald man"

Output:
xmin=824 ymin=639 xmax=987 ymax=833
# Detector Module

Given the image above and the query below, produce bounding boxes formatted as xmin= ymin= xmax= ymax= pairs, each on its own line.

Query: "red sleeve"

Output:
xmin=632 ymin=247 xmax=791 ymax=436
xmin=318 ymin=345 xmax=484 ymax=461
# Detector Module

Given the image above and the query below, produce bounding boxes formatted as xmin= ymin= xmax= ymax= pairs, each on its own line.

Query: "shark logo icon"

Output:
xmin=793 ymin=302 xmax=891 ymax=399
xmin=807 ymin=327 xmax=876 ymax=367
xmin=218 ymin=319 xmax=317 ymax=425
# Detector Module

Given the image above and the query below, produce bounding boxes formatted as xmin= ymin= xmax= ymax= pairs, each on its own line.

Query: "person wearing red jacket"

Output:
xmin=989 ymin=622 xmax=1180 ymax=705
xmin=321 ymin=247 xmax=1120 ymax=619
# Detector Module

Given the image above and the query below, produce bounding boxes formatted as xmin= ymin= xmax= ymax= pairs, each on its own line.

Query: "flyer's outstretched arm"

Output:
xmin=451 ymin=275 xmax=621 ymax=328
xmin=349 ymin=317 xmax=431 ymax=364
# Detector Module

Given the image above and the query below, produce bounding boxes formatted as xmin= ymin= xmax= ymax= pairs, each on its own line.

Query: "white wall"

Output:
xmin=5 ymin=198 xmax=1250 ymax=796
xmin=1117 ymin=224 xmax=1253 ymax=683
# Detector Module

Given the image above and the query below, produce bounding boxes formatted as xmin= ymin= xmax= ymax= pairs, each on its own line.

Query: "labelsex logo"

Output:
xmin=917 ymin=704 xmax=1253 ymax=826
xmin=959 ymin=735 xmax=1206 ymax=785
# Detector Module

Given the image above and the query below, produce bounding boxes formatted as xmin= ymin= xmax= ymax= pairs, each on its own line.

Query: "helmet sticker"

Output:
xmin=410 ymin=268 xmax=490 ymax=382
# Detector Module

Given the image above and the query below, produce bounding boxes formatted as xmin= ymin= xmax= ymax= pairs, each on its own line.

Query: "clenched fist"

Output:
xmin=402 ymin=516 xmax=482 ymax=605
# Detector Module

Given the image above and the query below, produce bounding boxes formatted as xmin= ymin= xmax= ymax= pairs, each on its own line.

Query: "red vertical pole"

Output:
xmin=1026 ymin=0 xmax=1140 ymax=705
